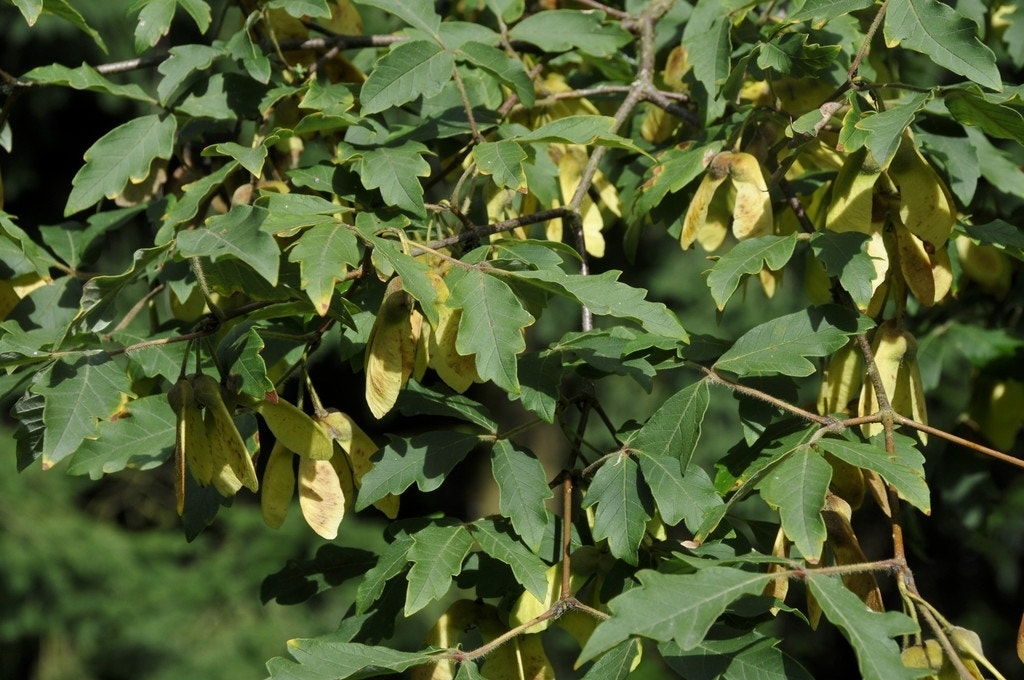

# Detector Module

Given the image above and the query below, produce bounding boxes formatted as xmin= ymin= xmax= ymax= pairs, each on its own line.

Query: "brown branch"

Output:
xmin=696 ymin=366 xmax=834 ymax=425
xmin=894 ymin=414 xmax=1024 ymax=470
xmin=415 ymin=208 xmax=569 ymax=253
xmin=560 ymin=475 xmax=574 ymax=600
xmin=849 ymin=0 xmax=889 ymax=81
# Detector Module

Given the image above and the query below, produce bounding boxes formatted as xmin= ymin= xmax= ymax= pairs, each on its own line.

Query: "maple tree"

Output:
xmin=2 ymin=0 xmax=1024 ymax=678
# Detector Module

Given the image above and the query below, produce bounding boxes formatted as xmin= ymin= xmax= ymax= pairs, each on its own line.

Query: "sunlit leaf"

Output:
xmin=817 ymin=434 xmax=930 ymax=514
xmin=884 ymin=0 xmax=1001 ymax=91
xmin=360 ymin=41 xmax=454 ymax=114
xmin=33 ymin=353 xmax=134 ymax=467
xmin=22 ymin=63 xmax=155 ymax=103
xmin=581 ymin=453 xmax=652 ymax=565
xmin=66 ymin=114 xmax=177 ymax=216
xmin=355 ymin=431 xmax=480 ymax=509
xmin=490 ymin=439 xmax=552 ymax=552
xmin=357 ymin=144 xmax=432 ymax=217
xmin=508 ymin=9 xmax=630 ymax=56
xmin=758 ymin=446 xmax=832 ymax=560
xmin=406 ymin=523 xmax=474 ymax=615
xmin=807 ymin=573 xmax=920 ymax=680
xmin=175 ymin=205 xmax=280 ymax=286
xmin=715 ymin=305 xmax=873 ymax=377
xmin=578 ymin=568 xmax=770 ymax=663
xmin=707 ymin=235 xmax=799 ymax=311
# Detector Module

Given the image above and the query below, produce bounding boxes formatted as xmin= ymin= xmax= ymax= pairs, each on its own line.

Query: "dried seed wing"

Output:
xmin=826 ymin=148 xmax=880 ymax=235
xmin=728 ymin=153 xmax=773 ymax=240
xmin=891 ymin=331 xmax=928 ymax=444
xmin=818 ymin=339 xmax=863 ymax=416
xmin=318 ymin=409 xmax=398 ymax=518
xmin=859 ymin=320 xmax=908 ymax=439
xmin=428 ymin=304 xmax=479 ymax=393
xmin=252 ymin=396 xmax=334 ymax=460
xmin=956 ymin=234 xmax=1012 ymax=297
xmin=365 ymin=277 xmax=417 ymax=419
xmin=889 ymin=133 xmax=956 ymax=247
xmin=297 ymin=456 xmax=345 ymax=540
xmin=823 ymin=494 xmax=883 ymax=611
xmin=895 ymin=225 xmax=952 ymax=307
xmin=329 ymin=443 xmax=356 ymax=512
xmin=261 ymin=441 xmax=296 ymax=529
xmin=681 ymin=172 xmax=728 ymax=250
xmin=204 ymin=409 xmax=245 ymax=497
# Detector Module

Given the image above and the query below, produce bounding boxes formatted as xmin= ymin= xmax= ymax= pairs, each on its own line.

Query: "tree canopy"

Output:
xmin=2 ymin=0 xmax=1024 ymax=678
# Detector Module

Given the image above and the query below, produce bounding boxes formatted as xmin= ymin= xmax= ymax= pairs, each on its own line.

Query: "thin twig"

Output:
xmin=848 ymin=0 xmax=889 ymax=81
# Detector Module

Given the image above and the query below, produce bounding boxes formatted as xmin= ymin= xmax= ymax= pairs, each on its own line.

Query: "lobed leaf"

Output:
xmin=33 ymin=353 xmax=134 ymax=468
xmin=288 ymin=224 xmax=360 ymax=315
xmin=175 ymin=205 xmax=280 ymax=286
xmin=357 ymin=144 xmax=432 ymax=217
xmin=66 ymin=395 xmax=174 ymax=478
xmin=65 ymin=114 xmax=177 ymax=216
xmin=707 ymin=234 xmax=799 ymax=311
xmin=884 ymin=0 xmax=1001 ymax=91
xmin=806 ymin=574 xmax=920 ymax=680
xmin=22 ymin=63 xmax=155 ymax=103
xmin=406 ymin=523 xmax=474 ymax=615
xmin=581 ymin=453 xmax=652 ymax=566
xmin=447 ymin=269 xmax=534 ymax=395
xmin=757 ymin=446 xmax=832 ymax=560
xmin=490 ymin=439 xmax=552 ymax=552
xmin=578 ymin=568 xmax=770 ymax=664
xmin=715 ymin=305 xmax=873 ymax=377
xmin=360 ymin=41 xmax=454 ymax=114
xmin=355 ymin=431 xmax=479 ymax=509
xmin=469 ymin=518 xmax=548 ymax=600
xmin=817 ymin=434 xmax=930 ymax=514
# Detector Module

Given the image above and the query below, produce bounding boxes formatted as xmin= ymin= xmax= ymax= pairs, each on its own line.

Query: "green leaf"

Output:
xmin=630 ymin=380 xmax=710 ymax=471
xmin=353 ymin=0 xmax=441 ymax=37
xmin=856 ymin=92 xmax=930 ymax=168
xmin=508 ymin=9 xmax=631 ymax=57
xmin=634 ymin=142 xmax=716 ymax=216
xmin=266 ymin=0 xmax=330 ymax=18
xmin=757 ymin=446 xmax=831 ymax=560
xmin=715 ymin=305 xmax=873 ymax=377
xmin=578 ymin=568 xmax=770 ymax=663
xmin=636 ymin=453 xmax=693 ymax=528
xmin=202 ymin=142 xmax=267 ymax=177
xmin=806 ymin=574 xmax=920 ymax=680
xmin=490 ymin=439 xmax=552 ymax=552
xmin=810 ymin=231 xmax=875 ymax=308
xmin=33 ymin=353 xmax=134 ymax=467
xmin=457 ymin=41 xmax=534 ymax=108
xmin=355 ymin=431 xmax=480 ymax=509
xmin=707 ymin=234 xmax=799 ymax=311
xmin=395 ymin=380 xmax=498 ymax=431
xmin=259 ymin=193 xmax=351 ymax=235
xmin=288 ymin=224 xmax=360 ymax=315
xmin=71 ymin=245 xmax=170 ymax=335
xmin=158 ymin=161 xmax=239 ymax=237
xmin=358 ymin=144 xmax=432 ymax=217
xmin=512 ymin=269 xmax=687 ymax=340
xmin=21 ymin=0 xmax=108 ymax=52
xmin=817 ymin=434 xmax=930 ymax=514
xmin=473 ymin=139 xmax=528 ymax=192
xmin=515 ymin=352 xmax=561 ymax=423
xmin=356 ymin=534 xmax=413 ymax=614
xmin=756 ymin=34 xmax=841 ymax=78
xmin=517 ymin=115 xmax=645 ymax=154
xmin=787 ymin=0 xmax=874 ymax=24
xmin=447 ymin=269 xmax=534 ymax=395
xmin=360 ymin=41 xmax=454 ymax=114
xmin=406 ymin=523 xmax=474 ymax=615
xmin=884 ymin=0 xmax=1001 ymax=92
xmin=225 ymin=11 xmax=271 ymax=83
xmin=270 ymin=639 xmax=435 ymax=679
xmin=469 ymin=517 xmax=549 ymax=600
xmin=66 ymin=395 xmax=174 ymax=478
xmin=660 ymin=629 xmax=814 ymax=680
xmin=581 ymin=639 xmax=642 ymax=680
xmin=944 ymin=88 xmax=1024 ymax=143
xmin=581 ymin=453 xmax=651 ymax=565
xmin=682 ymin=5 xmax=730 ymax=105
xmin=65 ymin=114 xmax=177 ymax=216
xmin=21 ymin=63 xmax=155 ymax=103
xmin=133 ymin=0 xmax=175 ymax=52
xmin=218 ymin=323 xmax=276 ymax=401
xmin=961 ymin=219 xmax=1024 ymax=262
xmin=175 ymin=205 xmax=280 ymax=286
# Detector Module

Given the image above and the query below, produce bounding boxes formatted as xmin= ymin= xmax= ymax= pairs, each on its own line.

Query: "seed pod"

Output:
xmin=191 ymin=373 xmax=258 ymax=494
xmin=297 ymin=456 xmax=346 ymax=540
xmin=888 ymin=133 xmax=956 ymax=248
xmin=261 ymin=441 xmax=296 ymax=529
xmin=364 ymin=277 xmax=420 ymax=419
xmin=249 ymin=396 xmax=334 ymax=460
xmin=895 ymin=225 xmax=952 ymax=307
